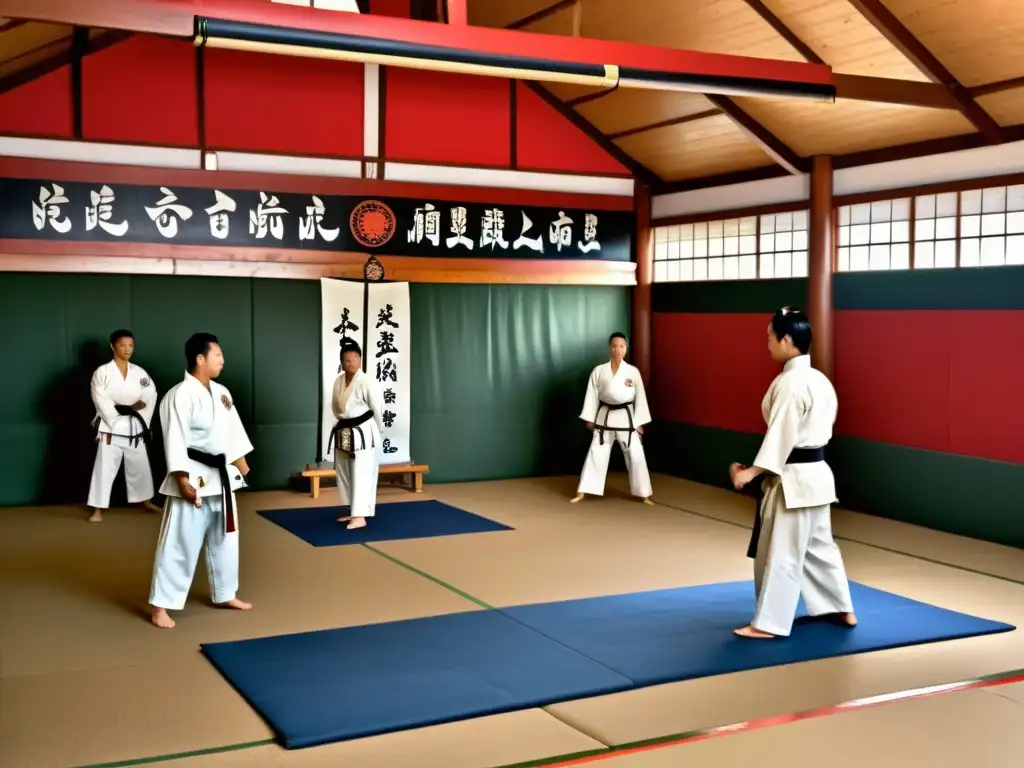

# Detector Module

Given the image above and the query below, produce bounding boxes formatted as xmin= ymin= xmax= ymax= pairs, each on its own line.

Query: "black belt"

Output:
xmin=328 ymin=410 xmax=374 ymax=454
xmin=746 ymin=446 xmax=826 ymax=559
xmin=92 ymin=405 xmax=151 ymax=448
xmin=186 ymin=448 xmax=238 ymax=534
xmin=595 ymin=400 xmax=636 ymax=448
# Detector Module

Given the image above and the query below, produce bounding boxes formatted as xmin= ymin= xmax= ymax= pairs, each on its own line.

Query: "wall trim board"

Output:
xmin=650 ymin=420 xmax=1024 ymax=549
xmin=652 ymin=277 xmax=806 ymax=314
xmin=652 ymin=138 xmax=1024 ymax=222
xmin=0 ymin=245 xmax=637 ymax=285
xmin=0 ymin=137 xmax=634 ymax=205
xmin=834 ymin=268 xmax=1024 ymax=311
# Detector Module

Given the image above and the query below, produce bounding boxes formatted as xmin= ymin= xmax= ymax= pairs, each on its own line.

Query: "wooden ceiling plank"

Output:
xmin=606 ymin=108 xmax=722 ymax=140
xmin=524 ymin=80 xmax=663 ymax=186
xmin=845 ymin=0 xmax=1004 ymax=143
xmin=739 ymin=0 xmax=824 ymax=65
xmin=506 ymin=0 xmax=576 ymax=30
xmin=704 ymin=94 xmax=807 ymax=175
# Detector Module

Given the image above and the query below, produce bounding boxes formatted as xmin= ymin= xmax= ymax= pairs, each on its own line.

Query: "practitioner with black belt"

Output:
xmin=330 ymin=340 xmax=386 ymax=530
xmin=729 ymin=307 xmax=857 ymax=639
xmin=571 ymin=332 xmax=654 ymax=506
xmin=149 ymin=333 xmax=254 ymax=629
xmin=86 ymin=329 xmax=162 ymax=522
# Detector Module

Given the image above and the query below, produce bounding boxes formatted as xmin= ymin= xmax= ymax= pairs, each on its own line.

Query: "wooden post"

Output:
xmin=632 ymin=180 xmax=653 ymax=384
xmin=807 ymin=155 xmax=835 ymax=381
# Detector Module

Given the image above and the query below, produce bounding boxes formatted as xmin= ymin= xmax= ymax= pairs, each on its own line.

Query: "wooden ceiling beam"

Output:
xmin=970 ymin=75 xmax=1024 ymax=99
xmin=653 ymin=122 xmax=1024 ymax=195
xmin=705 ymin=95 xmax=807 ymax=175
xmin=739 ymin=0 xmax=823 ymax=65
xmin=845 ymin=0 xmax=1004 ymax=143
xmin=834 ymin=74 xmax=957 ymax=109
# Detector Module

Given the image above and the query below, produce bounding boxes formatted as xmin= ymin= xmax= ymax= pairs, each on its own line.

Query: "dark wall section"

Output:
xmin=0 ymin=274 xmax=628 ymax=506
xmin=650 ymin=269 xmax=1024 ymax=549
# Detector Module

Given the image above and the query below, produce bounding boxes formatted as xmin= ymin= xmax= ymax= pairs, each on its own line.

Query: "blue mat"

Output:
xmin=200 ymin=581 xmax=1014 ymax=749
xmin=201 ymin=610 xmax=633 ymax=748
xmin=257 ymin=500 xmax=513 ymax=546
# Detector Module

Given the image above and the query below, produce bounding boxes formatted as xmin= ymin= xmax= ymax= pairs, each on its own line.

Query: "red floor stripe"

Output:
xmin=544 ymin=670 xmax=1024 ymax=767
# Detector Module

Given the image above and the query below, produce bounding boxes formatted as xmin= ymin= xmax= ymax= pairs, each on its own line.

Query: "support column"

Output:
xmin=632 ymin=181 xmax=653 ymax=384
xmin=807 ymin=155 xmax=835 ymax=381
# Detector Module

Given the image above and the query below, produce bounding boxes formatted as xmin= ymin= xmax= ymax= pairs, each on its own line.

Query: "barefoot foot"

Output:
xmin=840 ymin=612 xmax=858 ymax=627
xmin=346 ymin=517 xmax=367 ymax=530
xmin=141 ymin=500 xmax=162 ymax=513
xmin=151 ymin=608 xmax=175 ymax=629
xmin=336 ymin=515 xmax=353 ymax=523
xmin=569 ymin=493 xmax=585 ymax=503
xmin=734 ymin=625 xmax=778 ymax=639
xmin=215 ymin=597 xmax=253 ymax=611
xmin=88 ymin=509 xmax=103 ymax=523
xmin=642 ymin=497 xmax=654 ymax=506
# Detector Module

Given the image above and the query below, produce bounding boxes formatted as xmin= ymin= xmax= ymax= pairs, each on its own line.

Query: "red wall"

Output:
xmin=651 ymin=300 xmax=1024 ymax=466
xmin=0 ymin=33 xmax=629 ymax=178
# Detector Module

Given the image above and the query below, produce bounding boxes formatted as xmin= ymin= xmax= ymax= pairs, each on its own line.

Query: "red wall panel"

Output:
xmin=82 ymin=36 xmax=197 ymax=147
xmin=385 ymin=68 xmax=510 ymax=167
xmin=947 ymin=311 xmax=1024 ymax=464
xmin=204 ymin=48 xmax=364 ymax=157
xmin=0 ymin=67 xmax=73 ymax=138
xmin=652 ymin=312 xmax=779 ymax=433
xmin=369 ymin=0 xmax=412 ymax=17
xmin=515 ymin=83 xmax=629 ymax=176
xmin=833 ymin=310 xmax=952 ymax=453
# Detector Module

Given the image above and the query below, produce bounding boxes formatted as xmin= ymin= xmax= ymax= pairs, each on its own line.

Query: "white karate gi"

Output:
xmin=332 ymin=369 xmax=385 ymax=517
xmin=149 ymin=373 xmax=253 ymax=611
xmin=749 ymin=354 xmax=854 ymax=637
xmin=576 ymin=361 xmax=653 ymax=498
xmin=87 ymin=360 xmax=157 ymax=509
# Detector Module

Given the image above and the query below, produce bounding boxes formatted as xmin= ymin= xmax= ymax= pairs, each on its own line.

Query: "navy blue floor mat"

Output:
xmin=500 ymin=580 xmax=1015 ymax=686
xmin=201 ymin=580 xmax=1014 ymax=749
xmin=201 ymin=610 xmax=633 ymax=748
xmin=257 ymin=499 xmax=513 ymax=546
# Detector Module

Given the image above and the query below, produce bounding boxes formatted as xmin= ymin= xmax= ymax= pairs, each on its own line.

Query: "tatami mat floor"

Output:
xmin=1 ymin=473 xmax=1022 ymax=768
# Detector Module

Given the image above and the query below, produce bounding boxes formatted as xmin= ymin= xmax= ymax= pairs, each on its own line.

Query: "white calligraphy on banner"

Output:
xmin=364 ymin=282 xmax=411 ymax=466
xmin=319 ymin=277 xmax=411 ymax=466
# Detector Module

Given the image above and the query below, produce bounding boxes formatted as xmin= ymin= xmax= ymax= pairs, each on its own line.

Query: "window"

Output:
xmin=956 ymin=185 xmax=1024 ymax=267
xmin=653 ymin=211 xmax=808 ymax=283
xmin=913 ymin=192 xmax=957 ymax=269
xmin=837 ymin=198 xmax=910 ymax=272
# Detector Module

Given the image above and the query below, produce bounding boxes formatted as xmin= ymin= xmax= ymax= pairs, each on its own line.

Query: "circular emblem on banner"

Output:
xmin=364 ymin=256 xmax=385 ymax=282
xmin=349 ymin=200 xmax=396 ymax=248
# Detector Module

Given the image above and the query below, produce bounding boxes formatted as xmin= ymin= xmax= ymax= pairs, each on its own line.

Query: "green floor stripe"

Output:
xmin=362 ymin=542 xmax=496 ymax=610
xmin=654 ymin=500 xmax=1024 ymax=587
xmin=71 ymin=739 xmax=275 ymax=768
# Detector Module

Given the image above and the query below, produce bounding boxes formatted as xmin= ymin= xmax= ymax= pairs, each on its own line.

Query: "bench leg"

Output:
xmin=414 ymin=472 xmax=423 ymax=493
xmin=311 ymin=476 xmax=320 ymax=499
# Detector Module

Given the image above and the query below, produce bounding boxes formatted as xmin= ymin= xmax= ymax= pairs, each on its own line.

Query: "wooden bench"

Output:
xmin=300 ymin=462 xmax=430 ymax=499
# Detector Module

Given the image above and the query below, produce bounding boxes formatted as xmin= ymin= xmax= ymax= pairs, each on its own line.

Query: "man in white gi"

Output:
xmin=86 ymin=329 xmax=162 ymax=523
xmin=730 ymin=307 xmax=856 ymax=639
xmin=330 ymin=340 xmax=385 ymax=530
xmin=571 ymin=332 xmax=654 ymax=505
xmin=149 ymin=333 xmax=253 ymax=629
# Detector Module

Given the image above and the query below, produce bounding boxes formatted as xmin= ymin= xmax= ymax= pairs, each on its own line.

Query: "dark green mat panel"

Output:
xmin=0 ymin=274 xmax=628 ymax=505
xmin=650 ymin=420 xmax=1024 ymax=549
xmin=652 ymin=278 xmax=806 ymax=314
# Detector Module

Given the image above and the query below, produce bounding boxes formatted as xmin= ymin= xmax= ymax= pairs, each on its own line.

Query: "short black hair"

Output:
xmin=608 ymin=332 xmax=627 ymax=344
xmin=109 ymin=329 xmax=133 ymax=346
xmin=341 ymin=340 xmax=362 ymax=357
xmin=770 ymin=307 xmax=812 ymax=355
xmin=185 ymin=332 xmax=219 ymax=373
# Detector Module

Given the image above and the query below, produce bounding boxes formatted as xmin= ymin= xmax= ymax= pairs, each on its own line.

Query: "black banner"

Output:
xmin=0 ymin=176 xmax=633 ymax=262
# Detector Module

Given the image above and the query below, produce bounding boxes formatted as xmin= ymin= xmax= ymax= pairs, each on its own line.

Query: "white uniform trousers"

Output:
xmin=87 ymin=434 xmax=154 ymax=508
xmin=751 ymin=478 xmax=855 ymax=636
xmin=149 ymin=496 xmax=238 ymax=610
xmin=335 ymin=448 xmax=380 ymax=517
xmin=577 ymin=429 xmax=653 ymax=498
